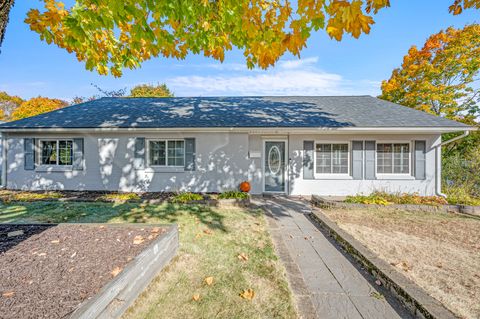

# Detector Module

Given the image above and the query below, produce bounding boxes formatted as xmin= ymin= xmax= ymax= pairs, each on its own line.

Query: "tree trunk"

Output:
xmin=0 ymin=0 xmax=14 ymax=51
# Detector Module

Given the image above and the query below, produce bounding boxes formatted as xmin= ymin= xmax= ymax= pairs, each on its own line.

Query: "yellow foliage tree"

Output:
xmin=380 ymin=24 xmax=480 ymax=122
xmin=0 ymin=0 xmax=470 ymax=77
xmin=130 ymin=84 xmax=173 ymax=97
xmin=11 ymin=97 xmax=68 ymax=120
xmin=0 ymin=91 xmax=24 ymax=121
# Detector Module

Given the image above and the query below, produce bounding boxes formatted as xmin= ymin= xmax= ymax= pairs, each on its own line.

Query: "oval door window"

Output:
xmin=268 ymin=146 xmax=281 ymax=174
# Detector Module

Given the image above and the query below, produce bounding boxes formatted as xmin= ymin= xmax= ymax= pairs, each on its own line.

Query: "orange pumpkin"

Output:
xmin=239 ymin=181 xmax=251 ymax=193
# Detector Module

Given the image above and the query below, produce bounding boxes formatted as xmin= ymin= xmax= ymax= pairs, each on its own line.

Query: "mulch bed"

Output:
xmin=0 ymin=224 xmax=167 ymax=319
xmin=0 ymin=190 xmax=176 ymax=203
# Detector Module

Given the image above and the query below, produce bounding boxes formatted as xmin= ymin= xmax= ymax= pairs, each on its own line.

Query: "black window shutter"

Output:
xmin=364 ymin=140 xmax=376 ymax=180
xmin=303 ymin=141 xmax=314 ymax=180
xmin=24 ymin=138 xmax=35 ymax=170
xmin=72 ymin=138 xmax=84 ymax=170
xmin=351 ymin=141 xmax=363 ymax=180
xmin=184 ymin=138 xmax=196 ymax=171
xmin=414 ymin=140 xmax=426 ymax=180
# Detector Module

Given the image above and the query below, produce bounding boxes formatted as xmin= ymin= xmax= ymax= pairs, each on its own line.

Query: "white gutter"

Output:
xmin=0 ymin=126 xmax=475 ymax=134
xmin=435 ymin=130 xmax=470 ymax=198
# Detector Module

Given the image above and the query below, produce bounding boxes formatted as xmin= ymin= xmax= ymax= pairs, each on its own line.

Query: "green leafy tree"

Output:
xmin=130 ymin=83 xmax=173 ymax=97
xmin=1 ymin=0 xmax=479 ymax=76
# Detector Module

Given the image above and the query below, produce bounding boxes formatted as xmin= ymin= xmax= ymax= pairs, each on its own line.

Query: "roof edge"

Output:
xmin=0 ymin=126 xmax=475 ymax=134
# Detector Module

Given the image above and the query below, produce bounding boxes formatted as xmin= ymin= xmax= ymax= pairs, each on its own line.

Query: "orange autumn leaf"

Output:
xmin=133 ymin=235 xmax=144 ymax=245
xmin=2 ymin=291 xmax=15 ymax=298
xmin=111 ymin=266 xmax=122 ymax=277
xmin=203 ymin=229 xmax=213 ymax=235
xmin=237 ymin=253 xmax=249 ymax=262
xmin=192 ymin=294 xmax=201 ymax=301
xmin=204 ymin=276 xmax=214 ymax=286
xmin=239 ymin=288 xmax=255 ymax=300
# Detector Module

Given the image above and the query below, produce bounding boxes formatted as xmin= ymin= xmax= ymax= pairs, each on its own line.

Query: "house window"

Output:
xmin=40 ymin=140 xmax=73 ymax=166
xmin=315 ymin=143 xmax=349 ymax=174
xmin=148 ymin=140 xmax=184 ymax=167
xmin=377 ymin=143 xmax=410 ymax=174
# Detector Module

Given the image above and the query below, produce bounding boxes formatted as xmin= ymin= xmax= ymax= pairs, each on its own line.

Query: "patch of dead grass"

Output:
xmin=321 ymin=207 xmax=480 ymax=319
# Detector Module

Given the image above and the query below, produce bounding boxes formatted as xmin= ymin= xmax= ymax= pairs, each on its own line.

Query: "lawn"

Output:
xmin=320 ymin=207 xmax=480 ymax=319
xmin=0 ymin=201 xmax=297 ymax=319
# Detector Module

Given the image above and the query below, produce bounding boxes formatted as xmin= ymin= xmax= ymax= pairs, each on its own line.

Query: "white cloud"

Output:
xmin=168 ymin=56 xmax=380 ymax=96
xmin=278 ymin=57 xmax=319 ymax=70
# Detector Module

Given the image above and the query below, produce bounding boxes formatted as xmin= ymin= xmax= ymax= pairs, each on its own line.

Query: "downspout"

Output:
xmin=434 ymin=130 xmax=470 ymax=198
xmin=1 ymin=133 xmax=7 ymax=189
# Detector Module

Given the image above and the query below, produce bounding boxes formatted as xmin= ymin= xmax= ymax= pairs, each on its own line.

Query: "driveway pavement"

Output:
xmin=255 ymin=196 xmax=412 ymax=319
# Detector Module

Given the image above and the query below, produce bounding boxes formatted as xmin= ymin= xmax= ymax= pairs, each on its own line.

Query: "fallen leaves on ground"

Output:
xmin=391 ymin=261 xmax=412 ymax=272
xmin=239 ymin=288 xmax=255 ymax=300
xmin=203 ymin=229 xmax=213 ymax=235
xmin=111 ymin=266 xmax=122 ymax=277
xmin=192 ymin=294 xmax=200 ymax=301
xmin=204 ymin=276 xmax=214 ymax=286
xmin=2 ymin=291 xmax=15 ymax=298
xmin=133 ymin=235 xmax=144 ymax=245
xmin=370 ymin=291 xmax=384 ymax=300
xmin=151 ymin=227 xmax=161 ymax=234
xmin=237 ymin=252 xmax=249 ymax=261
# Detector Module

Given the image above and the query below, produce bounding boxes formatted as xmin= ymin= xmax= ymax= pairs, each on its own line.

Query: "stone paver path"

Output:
xmin=256 ymin=196 xmax=411 ymax=319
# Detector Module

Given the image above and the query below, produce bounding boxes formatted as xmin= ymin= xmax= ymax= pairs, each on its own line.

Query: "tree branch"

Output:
xmin=0 ymin=0 xmax=14 ymax=52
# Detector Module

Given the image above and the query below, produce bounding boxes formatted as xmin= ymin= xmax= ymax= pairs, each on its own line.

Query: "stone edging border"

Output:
xmin=312 ymin=195 xmax=480 ymax=218
xmin=70 ymin=224 xmax=179 ymax=319
xmin=307 ymin=209 xmax=456 ymax=319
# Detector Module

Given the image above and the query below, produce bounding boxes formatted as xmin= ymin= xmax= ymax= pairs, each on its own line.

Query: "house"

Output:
xmin=0 ymin=96 xmax=474 ymax=196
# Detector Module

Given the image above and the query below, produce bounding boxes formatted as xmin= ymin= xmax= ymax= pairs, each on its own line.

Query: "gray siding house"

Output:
xmin=0 ymin=96 xmax=474 ymax=196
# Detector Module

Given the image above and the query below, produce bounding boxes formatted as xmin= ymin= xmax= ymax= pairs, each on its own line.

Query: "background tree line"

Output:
xmin=0 ymin=83 xmax=173 ymax=121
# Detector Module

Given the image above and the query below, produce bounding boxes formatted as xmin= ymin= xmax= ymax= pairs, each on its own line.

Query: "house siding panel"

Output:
xmin=4 ymin=132 xmax=440 ymax=196
xmin=5 ymin=132 xmax=258 ymax=193
xmin=287 ymin=134 xmax=439 ymax=196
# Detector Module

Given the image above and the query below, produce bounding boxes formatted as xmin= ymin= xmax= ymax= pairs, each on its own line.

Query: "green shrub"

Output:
xmin=98 ymin=192 xmax=141 ymax=202
xmin=171 ymin=192 xmax=204 ymax=203
xmin=218 ymin=191 xmax=249 ymax=200
xmin=345 ymin=191 xmax=448 ymax=206
xmin=443 ymin=145 xmax=480 ymax=205
xmin=445 ymin=186 xmax=480 ymax=206
xmin=345 ymin=193 xmax=391 ymax=205
xmin=0 ymin=191 xmax=63 ymax=203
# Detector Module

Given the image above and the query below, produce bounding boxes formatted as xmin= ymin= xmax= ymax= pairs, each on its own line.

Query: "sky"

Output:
xmin=0 ymin=1 xmax=478 ymax=101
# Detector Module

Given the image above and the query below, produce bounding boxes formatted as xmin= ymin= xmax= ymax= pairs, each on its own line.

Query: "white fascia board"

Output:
xmin=0 ymin=126 xmax=475 ymax=134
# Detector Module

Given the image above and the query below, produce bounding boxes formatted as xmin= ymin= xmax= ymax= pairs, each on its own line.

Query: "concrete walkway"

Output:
xmin=256 ymin=196 xmax=411 ymax=319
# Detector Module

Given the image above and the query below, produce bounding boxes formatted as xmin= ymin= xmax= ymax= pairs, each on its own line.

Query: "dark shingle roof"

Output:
xmin=0 ymin=96 xmax=469 ymax=129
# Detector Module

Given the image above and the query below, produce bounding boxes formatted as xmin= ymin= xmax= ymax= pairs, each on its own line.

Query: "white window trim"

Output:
xmin=375 ymin=141 xmax=412 ymax=176
xmin=37 ymin=139 xmax=73 ymax=169
xmin=314 ymin=141 xmax=351 ymax=178
xmin=146 ymin=139 xmax=185 ymax=168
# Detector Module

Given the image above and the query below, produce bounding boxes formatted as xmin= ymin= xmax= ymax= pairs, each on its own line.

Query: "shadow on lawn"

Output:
xmin=115 ymin=203 xmax=230 ymax=232
xmin=0 ymin=201 xmax=242 ymax=233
